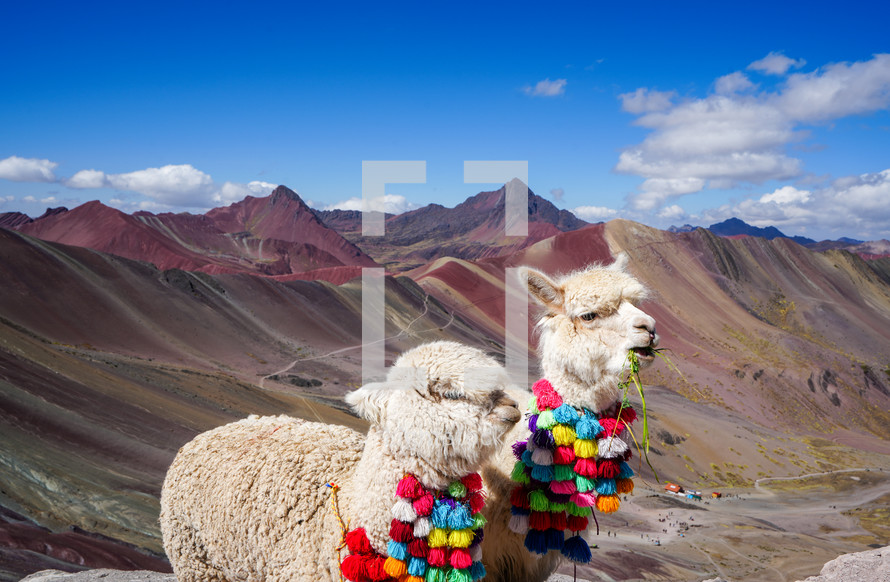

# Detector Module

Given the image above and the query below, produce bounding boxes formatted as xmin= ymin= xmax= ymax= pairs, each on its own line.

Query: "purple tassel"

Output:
xmin=532 ymin=429 xmax=556 ymax=450
xmin=528 ymin=414 xmax=538 ymax=432
xmin=512 ymin=440 xmax=528 ymax=460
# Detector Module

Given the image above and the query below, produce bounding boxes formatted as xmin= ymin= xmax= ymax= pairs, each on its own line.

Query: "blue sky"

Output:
xmin=2 ymin=0 xmax=889 ymax=241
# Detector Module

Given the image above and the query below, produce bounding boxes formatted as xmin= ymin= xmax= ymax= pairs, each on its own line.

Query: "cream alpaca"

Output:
xmin=479 ymin=257 xmax=659 ymax=582
xmin=160 ymin=341 xmax=521 ymax=582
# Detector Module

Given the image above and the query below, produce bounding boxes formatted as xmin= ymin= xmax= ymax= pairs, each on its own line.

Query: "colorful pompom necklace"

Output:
xmin=340 ymin=473 xmax=487 ymax=582
xmin=508 ymin=378 xmax=637 ymax=564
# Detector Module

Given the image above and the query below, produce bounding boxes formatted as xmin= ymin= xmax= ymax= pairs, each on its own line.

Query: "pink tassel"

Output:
xmin=570 ymin=491 xmax=597 ymax=507
xmin=549 ymin=479 xmax=577 ymax=494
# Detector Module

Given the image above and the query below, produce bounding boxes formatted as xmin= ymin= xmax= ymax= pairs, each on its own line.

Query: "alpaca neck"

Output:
xmin=344 ymin=428 xmax=456 ymax=553
xmin=541 ymin=363 xmax=620 ymax=413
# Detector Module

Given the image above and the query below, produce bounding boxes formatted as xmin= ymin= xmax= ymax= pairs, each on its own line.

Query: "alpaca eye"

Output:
xmin=442 ymin=391 xmax=466 ymax=400
xmin=580 ymin=312 xmax=597 ymax=321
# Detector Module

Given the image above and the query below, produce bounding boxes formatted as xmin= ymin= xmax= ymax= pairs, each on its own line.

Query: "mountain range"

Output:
xmin=1 ymin=184 xmax=890 ymax=581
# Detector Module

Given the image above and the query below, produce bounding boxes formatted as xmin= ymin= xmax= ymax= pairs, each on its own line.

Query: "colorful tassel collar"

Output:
xmin=508 ymin=378 xmax=637 ymax=564
xmin=340 ymin=473 xmax=487 ymax=582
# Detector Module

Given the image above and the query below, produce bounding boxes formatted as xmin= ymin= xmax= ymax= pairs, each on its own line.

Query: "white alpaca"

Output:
xmin=479 ymin=258 xmax=659 ymax=582
xmin=160 ymin=341 xmax=521 ymax=582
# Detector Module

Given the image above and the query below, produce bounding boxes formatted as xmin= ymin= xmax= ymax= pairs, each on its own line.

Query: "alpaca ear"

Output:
xmin=609 ymin=252 xmax=629 ymax=272
xmin=518 ymin=267 xmax=563 ymax=310
xmin=345 ymin=382 xmax=389 ymax=424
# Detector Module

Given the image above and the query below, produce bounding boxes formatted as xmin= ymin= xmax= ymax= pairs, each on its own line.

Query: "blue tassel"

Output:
xmin=447 ymin=504 xmax=475 ymax=530
xmin=553 ymin=404 xmax=580 ymax=425
xmin=387 ymin=540 xmax=408 ymax=560
xmin=521 ymin=449 xmax=535 ymax=468
xmin=523 ymin=529 xmax=550 ymax=555
xmin=546 ymin=527 xmax=565 ymax=550
xmin=561 ymin=535 xmax=592 ymax=563
xmin=408 ymin=556 xmax=428 ymax=577
xmin=575 ymin=416 xmax=603 ymax=440
xmin=431 ymin=500 xmax=451 ymax=529
xmin=530 ymin=463 xmax=555 ymax=482
xmin=469 ymin=561 xmax=486 ymax=581
xmin=510 ymin=505 xmax=531 ymax=515
xmin=618 ymin=461 xmax=634 ymax=479
xmin=595 ymin=478 xmax=617 ymax=495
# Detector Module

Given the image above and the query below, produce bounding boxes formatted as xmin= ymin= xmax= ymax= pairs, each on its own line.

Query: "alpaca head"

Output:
xmin=518 ymin=256 xmax=659 ymax=411
xmin=346 ymin=341 xmax=521 ymax=487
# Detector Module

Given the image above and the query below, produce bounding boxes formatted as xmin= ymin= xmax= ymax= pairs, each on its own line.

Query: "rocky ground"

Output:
xmin=17 ymin=544 xmax=890 ymax=582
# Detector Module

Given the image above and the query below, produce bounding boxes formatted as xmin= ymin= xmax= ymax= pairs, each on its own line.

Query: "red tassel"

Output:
xmin=597 ymin=459 xmax=621 ymax=479
xmin=510 ymin=486 xmax=530 ymax=509
xmin=365 ymin=556 xmax=389 ymax=582
xmin=389 ymin=519 xmax=414 ymax=543
xmin=340 ymin=554 xmax=370 ymax=582
xmin=468 ymin=491 xmax=485 ymax=514
xmin=412 ymin=493 xmax=435 ymax=517
xmin=574 ymin=457 xmax=597 ymax=477
xmin=598 ymin=417 xmax=625 ymax=436
xmin=550 ymin=511 xmax=567 ymax=531
xmin=396 ymin=474 xmax=424 ymax=500
xmin=553 ymin=445 xmax=576 ymax=464
xmin=618 ymin=406 xmax=637 ymax=424
xmin=532 ymin=379 xmax=563 ymax=410
xmin=407 ymin=538 xmax=430 ymax=559
xmin=461 ymin=473 xmax=483 ymax=492
xmin=427 ymin=547 xmax=448 ymax=568
xmin=567 ymin=514 xmax=589 ymax=532
xmin=529 ymin=511 xmax=551 ymax=531
xmin=344 ymin=528 xmax=373 ymax=555
xmin=449 ymin=548 xmax=473 ymax=569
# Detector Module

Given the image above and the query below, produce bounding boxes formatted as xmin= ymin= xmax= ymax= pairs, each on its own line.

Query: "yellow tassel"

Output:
xmin=596 ymin=494 xmax=621 ymax=514
xmin=552 ymin=425 xmax=577 ymax=446
xmin=616 ymin=478 xmax=634 ymax=494
xmin=447 ymin=528 xmax=475 ymax=548
xmin=573 ymin=438 xmax=597 ymax=459
xmin=403 ymin=577 xmax=424 ymax=582
xmin=384 ymin=557 xmax=408 ymax=577
xmin=427 ymin=527 xmax=448 ymax=547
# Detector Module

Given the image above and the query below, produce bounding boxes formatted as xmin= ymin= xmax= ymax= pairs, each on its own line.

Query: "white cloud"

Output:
xmin=775 ymin=54 xmax=890 ymax=122
xmin=106 ymin=164 xmax=214 ymax=206
xmin=714 ymin=71 xmax=756 ymax=95
xmin=214 ymin=180 xmax=277 ymax=205
xmin=657 ymin=204 xmax=687 ymax=220
xmin=66 ymin=169 xmax=108 ymax=189
xmin=748 ymin=52 xmax=806 ymax=75
xmin=572 ymin=205 xmax=618 ymax=221
xmin=0 ymin=156 xmax=58 ymax=182
xmin=325 ymin=194 xmax=418 ymax=214
xmin=550 ymin=187 xmax=564 ymax=201
xmin=524 ymin=78 xmax=567 ymax=97
xmin=616 ymin=54 xmax=890 ymax=213
xmin=760 ymin=185 xmax=811 ymax=205
xmin=619 ymin=88 xmax=675 ymax=114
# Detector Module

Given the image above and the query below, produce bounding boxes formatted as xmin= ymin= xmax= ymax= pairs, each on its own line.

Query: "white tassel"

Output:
xmin=391 ymin=498 xmax=417 ymax=522
xmin=470 ymin=545 xmax=482 ymax=562
xmin=413 ymin=516 xmax=431 ymax=538
xmin=598 ymin=436 xmax=628 ymax=458
xmin=508 ymin=513 xmax=529 ymax=534
xmin=531 ymin=447 xmax=553 ymax=466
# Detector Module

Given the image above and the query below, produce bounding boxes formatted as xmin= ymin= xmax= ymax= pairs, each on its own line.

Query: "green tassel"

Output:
xmin=472 ymin=513 xmax=487 ymax=529
xmin=567 ymin=504 xmax=593 ymax=517
xmin=575 ymin=474 xmax=596 ymax=492
xmin=511 ymin=461 xmax=530 ymax=484
xmin=446 ymin=569 xmax=472 ymax=582
xmin=529 ymin=490 xmax=550 ymax=512
xmin=553 ymin=464 xmax=575 ymax=481
xmin=537 ymin=410 xmax=556 ymax=429
xmin=528 ymin=395 xmax=540 ymax=414
xmin=448 ymin=481 xmax=468 ymax=498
